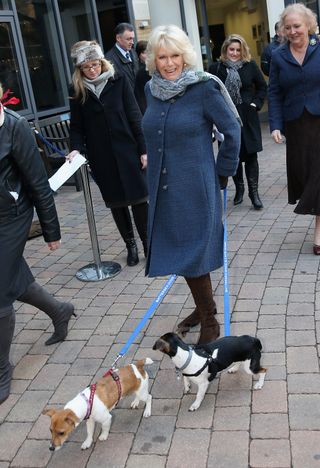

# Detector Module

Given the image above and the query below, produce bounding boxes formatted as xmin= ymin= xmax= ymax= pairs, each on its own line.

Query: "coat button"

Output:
xmin=162 ymin=185 xmax=168 ymax=190
xmin=161 ymin=112 xmax=165 ymax=116
xmin=170 ymin=98 xmax=175 ymax=103
xmin=158 ymin=148 xmax=162 ymax=153
xmin=158 ymin=130 xmax=162 ymax=135
xmin=162 ymin=167 xmax=167 ymax=174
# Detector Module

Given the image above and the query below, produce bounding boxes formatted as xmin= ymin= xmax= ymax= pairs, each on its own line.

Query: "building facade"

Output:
xmin=0 ymin=0 xmax=319 ymax=121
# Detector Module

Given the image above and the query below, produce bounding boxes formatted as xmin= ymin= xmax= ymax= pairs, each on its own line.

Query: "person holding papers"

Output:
xmin=69 ymin=40 xmax=148 ymax=266
xmin=0 ymin=83 xmax=75 ymax=405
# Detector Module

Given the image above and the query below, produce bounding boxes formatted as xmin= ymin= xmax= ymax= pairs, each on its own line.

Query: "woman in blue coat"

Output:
xmin=268 ymin=4 xmax=320 ymax=255
xmin=142 ymin=25 xmax=241 ymax=344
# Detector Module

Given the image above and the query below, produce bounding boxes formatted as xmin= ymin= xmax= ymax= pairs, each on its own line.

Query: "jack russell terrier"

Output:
xmin=153 ymin=333 xmax=266 ymax=411
xmin=43 ymin=358 xmax=153 ymax=451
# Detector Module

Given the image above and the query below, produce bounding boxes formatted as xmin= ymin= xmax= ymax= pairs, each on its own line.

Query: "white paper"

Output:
xmin=49 ymin=153 xmax=87 ymax=191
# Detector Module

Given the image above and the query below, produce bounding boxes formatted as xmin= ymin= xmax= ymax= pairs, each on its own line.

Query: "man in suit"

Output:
xmin=106 ymin=23 xmax=139 ymax=90
xmin=260 ymin=22 xmax=283 ymax=76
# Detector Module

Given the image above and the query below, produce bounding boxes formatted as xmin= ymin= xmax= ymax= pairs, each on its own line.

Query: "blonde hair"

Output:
xmin=0 ymin=83 xmax=3 ymax=101
xmin=279 ymin=3 xmax=318 ymax=36
xmin=146 ymin=24 xmax=197 ymax=74
xmin=70 ymin=40 xmax=114 ymax=104
xmin=220 ymin=34 xmax=251 ymax=62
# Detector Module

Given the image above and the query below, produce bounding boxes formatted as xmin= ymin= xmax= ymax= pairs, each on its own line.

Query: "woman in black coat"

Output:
xmin=0 ymin=84 xmax=75 ymax=404
xmin=209 ymin=34 xmax=267 ymax=209
xmin=134 ymin=40 xmax=151 ymax=114
xmin=69 ymin=40 xmax=148 ymax=266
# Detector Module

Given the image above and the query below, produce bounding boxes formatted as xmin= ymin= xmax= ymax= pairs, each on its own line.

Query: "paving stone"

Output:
xmin=262 ymin=287 xmax=289 ymax=304
xmin=287 ymin=302 xmax=314 ymax=315
xmin=258 ymin=314 xmax=285 ymax=328
xmin=287 ymin=346 xmax=319 ymax=373
xmin=216 ymin=389 xmax=251 ymax=407
xmin=0 ymin=422 xmax=32 ymax=461
xmin=288 ymin=373 xmax=320 ymax=393
xmin=289 ymin=395 xmax=320 ymax=430
xmin=176 ymin=394 xmax=215 ymax=428
xmin=287 ymin=315 xmax=315 ymax=330
xmin=67 ymin=358 xmax=102 ymax=376
xmin=29 ymin=363 xmax=69 ymax=390
xmin=86 ymin=433 xmax=133 ymax=467
xmin=7 ymin=390 xmax=52 ymax=422
xmin=48 ymin=341 xmax=86 ymax=364
xmin=146 ymin=315 xmax=178 ymax=336
xmin=111 ymin=408 xmax=143 ymax=433
xmin=151 ymin=370 xmax=184 ymax=399
xmin=11 ymin=439 xmax=51 ymax=467
xmin=250 ymin=439 xmax=291 ymax=467
xmin=132 ymin=415 xmax=176 ymax=455
xmin=238 ymin=283 xmax=265 ymax=299
xmin=257 ymin=328 xmax=285 ymax=352
xmin=261 ymin=351 xmax=285 ymax=366
xmin=291 ymin=431 xmax=320 ymax=468
xmin=213 ymin=406 xmax=250 ymax=430
xmin=252 ymin=381 xmax=287 ymax=413
xmin=151 ymin=399 xmax=181 ymax=416
xmin=286 ymin=330 xmax=316 ymax=346
xmin=259 ymin=304 xmax=287 ymax=315
xmin=126 ymin=454 xmax=166 ymax=468
xmin=49 ymin=375 xmax=91 ymax=404
xmin=251 ymin=413 xmax=289 ymax=438
xmin=219 ymin=371 xmax=252 ymax=390
xmin=207 ymin=430 xmax=249 ymax=468
xmin=167 ymin=429 xmax=210 ymax=468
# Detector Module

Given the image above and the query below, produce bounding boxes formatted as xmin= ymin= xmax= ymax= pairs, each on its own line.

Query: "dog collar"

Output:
xmin=81 ymin=383 xmax=97 ymax=420
xmin=176 ymin=346 xmax=193 ymax=372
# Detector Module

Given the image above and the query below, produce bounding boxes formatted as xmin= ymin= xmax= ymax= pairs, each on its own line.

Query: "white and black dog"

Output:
xmin=153 ymin=332 xmax=266 ymax=411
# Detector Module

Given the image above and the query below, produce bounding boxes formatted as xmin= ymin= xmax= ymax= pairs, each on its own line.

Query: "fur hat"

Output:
xmin=71 ymin=41 xmax=104 ymax=67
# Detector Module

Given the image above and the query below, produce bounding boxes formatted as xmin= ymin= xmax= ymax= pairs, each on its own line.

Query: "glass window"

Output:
xmin=58 ymin=0 xmax=96 ymax=69
xmin=0 ymin=1 xmax=10 ymax=9
xmin=96 ymin=0 xmax=128 ymax=53
xmin=15 ymin=0 xmax=68 ymax=112
xmin=0 ymin=21 xmax=26 ymax=111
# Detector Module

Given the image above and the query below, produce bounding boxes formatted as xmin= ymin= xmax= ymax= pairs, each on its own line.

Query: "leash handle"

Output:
xmin=34 ymin=129 xmax=66 ymax=158
xmin=223 ymin=188 xmax=230 ymax=336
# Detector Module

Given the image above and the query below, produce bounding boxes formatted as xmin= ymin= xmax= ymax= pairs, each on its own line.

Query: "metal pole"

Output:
xmin=76 ymin=163 xmax=121 ymax=282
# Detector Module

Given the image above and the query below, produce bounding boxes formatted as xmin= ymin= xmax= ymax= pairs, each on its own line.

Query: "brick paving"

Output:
xmin=0 ymin=123 xmax=320 ymax=467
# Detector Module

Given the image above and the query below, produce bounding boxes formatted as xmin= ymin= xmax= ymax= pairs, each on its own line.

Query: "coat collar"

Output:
xmin=278 ymin=35 xmax=319 ymax=66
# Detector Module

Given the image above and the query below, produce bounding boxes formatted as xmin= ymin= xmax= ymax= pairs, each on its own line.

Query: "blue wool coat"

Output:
xmin=142 ymin=79 xmax=241 ymax=277
xmin=269 ymin=37 xmax=320 ymax=133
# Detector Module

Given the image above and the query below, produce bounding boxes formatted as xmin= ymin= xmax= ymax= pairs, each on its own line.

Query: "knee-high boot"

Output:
xmin=0 ymin=308 xmax=15 ymax=404
xmin=18 ymin=282 xmax=76 ymax=346
xmin=132 ymin=202 xmax=148 ymax=257
xmin=184 ymin=274 xmax=220 ymax=344
xmin=111 ymin=207 xmax=139 ymax=266
xmin=245 ymin=158 xmax=263 ymax=210
xmin=232 ymin=163 xmax=245 ymax=205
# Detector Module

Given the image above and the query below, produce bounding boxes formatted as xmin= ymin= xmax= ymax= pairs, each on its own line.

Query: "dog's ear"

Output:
xmin=42 ymin=408 xmax=57 ymax=418
xmin=64 ymin=410 xmax=80 ymax=427
xmin=153 ymin=338 xmax=170 ymax=354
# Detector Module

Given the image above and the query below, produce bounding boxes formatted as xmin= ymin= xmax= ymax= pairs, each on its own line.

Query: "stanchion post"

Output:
xmin=76 ymin=163 xmax=121 ymax=282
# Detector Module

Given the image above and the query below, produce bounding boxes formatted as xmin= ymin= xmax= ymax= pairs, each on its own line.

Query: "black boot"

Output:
xmin=18 ymin=282 xmax=76 ymax=346
xmin=185 ymin=274 xmax=220 ymax=344
xmin=232 ymin=163 xmax=245 ymax=205
xmin=176 ymin=307 xmax=200 ymax=336
xmin=245 ymin=158 xmax=263 ymax=210
xmin=0 ymin=308 xmax=15 ymax=404
xmin=111 ymin=207 xmax=139 ymax=266
xmin=132 ymin=202 xmax=148 ymax=258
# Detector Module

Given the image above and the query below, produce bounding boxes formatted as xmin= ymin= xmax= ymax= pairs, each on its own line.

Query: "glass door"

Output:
xmin=0 ymin=17 xmax=31 ymax=114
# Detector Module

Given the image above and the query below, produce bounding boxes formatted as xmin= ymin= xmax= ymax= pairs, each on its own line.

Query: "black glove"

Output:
xmin=219 ymin=175 xmax=228 ymax=190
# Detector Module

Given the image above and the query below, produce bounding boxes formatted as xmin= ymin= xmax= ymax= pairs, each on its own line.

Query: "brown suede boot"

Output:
xmin=176 ymin=307 xmax=200 ymax=336
xmin=185 ymin=274 xmax=220 ymax=344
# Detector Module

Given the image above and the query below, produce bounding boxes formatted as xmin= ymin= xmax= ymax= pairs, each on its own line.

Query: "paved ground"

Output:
xmin=1 ymin=123 xmax=320 ymax=468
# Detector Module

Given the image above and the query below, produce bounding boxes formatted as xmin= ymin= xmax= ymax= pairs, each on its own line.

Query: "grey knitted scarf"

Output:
xmin=224 ymin=59 xmax=244 ymax=106
xmin=83 ymin=70 xmax=114 ymax=98
xmin=149 ymin=69 xmax=241 ymax=124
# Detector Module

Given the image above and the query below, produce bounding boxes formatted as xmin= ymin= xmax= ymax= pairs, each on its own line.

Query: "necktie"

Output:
xmin=125 ymin=52 xmax=131 ymax=62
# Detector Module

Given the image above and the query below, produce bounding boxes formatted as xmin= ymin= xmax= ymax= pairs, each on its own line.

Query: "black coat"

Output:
xmin=69 ymin=74 xmax=148 ymax=206
xmin=134 ymin=63 xmax=151 ymax=114
xmin=209 ymin=60 xmax=267 ymax=155
xmin=105 ymin=46 xmax=139 ymax=90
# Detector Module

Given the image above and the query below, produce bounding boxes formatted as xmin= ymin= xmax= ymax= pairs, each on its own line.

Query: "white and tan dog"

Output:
xmin=43 ymin=358 xmax=153 ymax=451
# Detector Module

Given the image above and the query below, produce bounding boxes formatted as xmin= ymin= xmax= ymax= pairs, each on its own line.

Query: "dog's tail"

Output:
xmin=135 ymin=357 xmax=154 ymax=368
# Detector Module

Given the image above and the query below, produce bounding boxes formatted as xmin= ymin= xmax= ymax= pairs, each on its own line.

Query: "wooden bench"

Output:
xmin=33 ymin=113 xmax=82 ymax=191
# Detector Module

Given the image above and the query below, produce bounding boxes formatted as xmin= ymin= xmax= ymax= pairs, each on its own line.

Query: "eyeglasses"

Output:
xmin=81 ymin=62 xmax=101 ymax=71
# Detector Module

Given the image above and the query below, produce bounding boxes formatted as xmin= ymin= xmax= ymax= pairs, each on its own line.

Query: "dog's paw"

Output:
xmin=227 ymin=366 xmax=238 ymax=374
xmin=143 ymin=407 xmax=151 ymax=418
xmin=188 ymin=402 xmax=200 ymax=412
xmin=131 ymin=399 xmax=140 ymax=409
xmin=81 ymin=438 xmax=93 ymax=450
xmin=184 ymin=383 xmax=191 ymax=394
xmin=98 ymin=432 xmax=109 ymax=441
xmin=254 ymin=381 xmax=263 ymax=390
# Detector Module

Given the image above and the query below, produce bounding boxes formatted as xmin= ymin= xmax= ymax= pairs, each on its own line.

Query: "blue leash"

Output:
xmin=223 ymin=188 xmax=230 ymax=336
xmin=34 ymin=129 xmax=66 ymax=157
xmin=111 ymin=274 xmax=177 ymax=368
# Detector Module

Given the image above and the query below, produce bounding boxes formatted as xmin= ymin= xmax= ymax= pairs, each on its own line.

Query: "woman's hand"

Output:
xmin=140 ymin=154 xmax=147 ymax=170
xmin=47 ymin=240 xmax=61 ymax=251
xmin=272 ymin=130 xmax=284 ymax=144
xmin=65 ymin=150 xmax=80 ymax=162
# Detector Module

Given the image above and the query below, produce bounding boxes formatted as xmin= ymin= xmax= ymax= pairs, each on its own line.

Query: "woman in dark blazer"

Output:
xmin=209 ymin=34 xmax=267 ymax=210
xmin=69 ymin=40 xmax=148 ymax=266
xmin=143 ymin=25 xmax=240 ymax=344
xmin=0 ymin=84 xmax=74 ymax=404
xmin=269 ymin=4 xmax=320 ymax=255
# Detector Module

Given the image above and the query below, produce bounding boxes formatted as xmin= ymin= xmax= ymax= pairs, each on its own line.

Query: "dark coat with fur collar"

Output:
xmin=69 ymin=74 xmax=147 ymax=206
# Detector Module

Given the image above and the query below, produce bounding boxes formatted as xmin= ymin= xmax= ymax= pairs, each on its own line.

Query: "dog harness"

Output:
xmin=81 ymin=369 xmax=122 ymax=420
xmin=176 ymin=348 xmax=215 ymax=379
